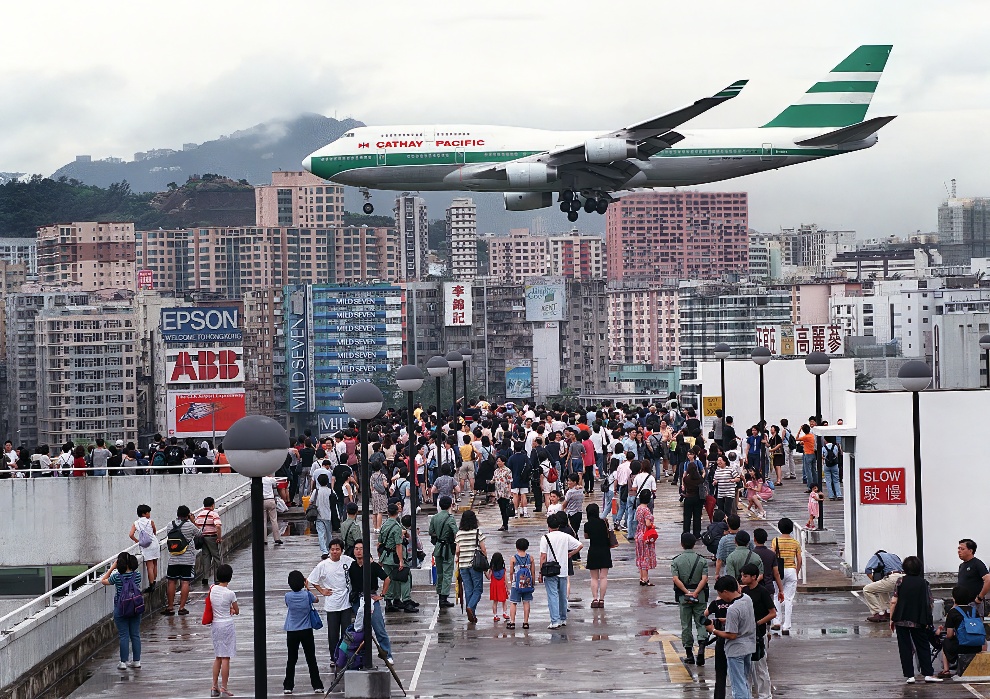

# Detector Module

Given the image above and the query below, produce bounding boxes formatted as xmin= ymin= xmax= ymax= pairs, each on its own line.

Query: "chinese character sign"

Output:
xmin=792 ymin=324 xmax=844 ymax=356
xmin=858 ymin=467 xmax=907 ymax=505
xmin=444 ymin=281 xmax=473 ymax=326
xmin=755 ymin=326 xmax=779 ymax=355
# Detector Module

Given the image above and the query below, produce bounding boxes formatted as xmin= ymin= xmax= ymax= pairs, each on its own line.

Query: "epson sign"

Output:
xmin=161 ymin=307 xmax=242 ymax=343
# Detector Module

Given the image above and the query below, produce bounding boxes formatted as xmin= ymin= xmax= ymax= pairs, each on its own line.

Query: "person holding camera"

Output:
xmin=672 ymin=533 xmax=711 ymax=665
xmin=863 ymin=549 xmax=904 ymax=623
xmin=704 ymin=576 xmax=756 ymax=699
xmin=538 ymin=512 xmax=582 ymax=629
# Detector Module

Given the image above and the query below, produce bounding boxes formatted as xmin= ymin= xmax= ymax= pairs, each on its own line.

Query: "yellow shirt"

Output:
xmin=459 ymin=444 xmax=475 ymax=462
xmin=771 ymin=536 xmax=801 ymax=569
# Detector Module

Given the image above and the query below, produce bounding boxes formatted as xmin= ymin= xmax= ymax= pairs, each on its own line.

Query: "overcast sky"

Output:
xmin=4 ymin=0 xmax=989 ymax=237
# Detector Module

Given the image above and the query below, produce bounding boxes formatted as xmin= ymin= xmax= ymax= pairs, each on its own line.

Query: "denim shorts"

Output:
xmin=509 ymin=588 xmax=534 ymax=603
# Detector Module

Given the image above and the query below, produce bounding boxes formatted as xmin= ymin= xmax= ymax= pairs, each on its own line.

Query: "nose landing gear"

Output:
xmin=360 ymin=188 xmax=374 ymax=214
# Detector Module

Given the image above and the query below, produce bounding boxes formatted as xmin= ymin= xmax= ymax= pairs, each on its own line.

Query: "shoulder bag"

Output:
xmin=193 ymin=513 xmax=208 ymax=550
xmin=540 ymin=535 xmax=562 ymax=577
xmin=306 ymin=489 xmax=320 ymax=523
xmin=773 ymin=538 xmax=785 ymax=579
xmin=309 ymin=601 xmax=325 ymax=630
xmin=607 ymin=519 xmax=619 ymax=548
xmin=674 ymin=553 xmax=704 ymax=601
xmin=471 ymin=530 xmax=490 ymax=572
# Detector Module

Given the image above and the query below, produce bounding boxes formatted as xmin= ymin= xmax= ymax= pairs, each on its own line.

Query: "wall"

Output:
xmin=0 ymin=474 xmax=243 ymax=567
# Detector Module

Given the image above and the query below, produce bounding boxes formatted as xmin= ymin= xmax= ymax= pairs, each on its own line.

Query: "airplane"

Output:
xmin=303 ymin=45 xmax=894 ymax=222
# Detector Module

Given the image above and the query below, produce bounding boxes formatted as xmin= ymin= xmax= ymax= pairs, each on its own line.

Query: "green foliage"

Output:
xmin=428 ymin=218 xmax=446 ymax=250
xmin=342 ymin=210 xmax=395 ymax=227
xmin=855 ymin=368 xmax=877 ymax=391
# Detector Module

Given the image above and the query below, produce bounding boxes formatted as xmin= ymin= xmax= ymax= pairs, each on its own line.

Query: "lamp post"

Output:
xmin=459 ymin=346 xmax=473 ymax=412
xmin=396 ymin=364 xmax=425 ymax=569
xmin=980 ymin=335 xmax=990 ymax=389
xmin=342 ymin=382 xmax=384 ymax=671
xmin=898 ymin=361 xmax=932 ymax=565
xmin=805 ymin=352 xmax=831 ymax=531
xmin=223 ymin=415 xmax=290 ymax=699
xmin=751 ymin=346 xmax=771 ymax=425
xmin=426 ymin=355 xmax=449 ymax=449
xmin=445 ymin=351 xmax=463 ymax=419
xmin=713 ymin=343 xmax=731 ymax=430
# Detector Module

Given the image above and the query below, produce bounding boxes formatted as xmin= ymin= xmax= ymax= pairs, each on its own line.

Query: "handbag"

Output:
xmin=306 ymin=489 xmax=320 ymax=523
xmin=275 ymin=494 xmax=289 ymax=513
xmin=540 ymin=535 xmax=562 ymax=577
xmin=471 ymin=530 xmax=490 ymax=572
xmin=607 ymin=520 xmax=619 ymax=548
xmin=309 ymin=603 xmax=324 ymax=630
xmin=773 ymin=538 xmax=786 ymax=579
xmin=391 ymin=566 xmax=410 ymax=583
xmin=202 ymin=586 xmax=214 ymax=625
xmin=193 ymin=512 xmax=208 ymax=550
xmin=643 ymin=526 xmax=659 ymax=543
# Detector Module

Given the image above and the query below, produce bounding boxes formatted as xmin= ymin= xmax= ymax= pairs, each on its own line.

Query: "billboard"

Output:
xmin=756 ymin=324 xmax=844 ymax=356
xmin=287 ymin=287 xmax=315 ymax=413
xmin=161 ymin=307 xmax=241 ymax=343
xmin=167 ymin=390 xmax=246 ymax=438
xmin=525 ymin=281 xmax=566 ymax=321
xmin=137 ymin=269 xmax=154 ymax=290
xmin=166 ymin=348 xmax=244 ymax=384
xmin=444 ymin=282 xmax=472 ymax=326
xmin=318 ymin=413 xmax=355 ymax=435
xmin=505 ymin=359 xmax=532 ymax=399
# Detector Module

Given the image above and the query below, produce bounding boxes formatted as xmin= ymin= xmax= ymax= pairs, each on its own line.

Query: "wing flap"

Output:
xmin=794 ymin=115 xmax=896 ymax=146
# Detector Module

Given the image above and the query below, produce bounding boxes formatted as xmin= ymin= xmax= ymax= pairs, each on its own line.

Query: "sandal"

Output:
xmin=522 ymin=623 xmax=530 ymax=629
xmin=211 ymin=689 xmax=220 ymax=698
xmin=220 ymin=687 xmax=234 ymax=697
xmin=506 ymin=622 xmax=516 ymax=629
xmin=640 ymin=580 xmax=655 ymax=587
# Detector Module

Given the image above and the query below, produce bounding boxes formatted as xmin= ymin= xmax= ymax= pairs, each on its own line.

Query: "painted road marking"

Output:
xmin=962 ymin=684 xmax=986 ymax=698
xmin=409 ymin=632 xmax=432 ymax=692
xmin=808 ymin=553 xmax=831 ymax=570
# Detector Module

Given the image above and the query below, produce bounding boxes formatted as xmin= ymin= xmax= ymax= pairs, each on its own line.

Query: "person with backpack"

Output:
xmin=389 ymin=465 xmax=412 ymax=520
xmin=889 ymin=555 xmax=943 ymax=684
xmin=379 ymin=503 xmax=415 ymax=613
xmin=863 ymin=549 xmax=905 ymax=623
xmin=101 ymin=551 xmax=143 ymax=670
xmin=937 ymin=585 xmax=987 ymax=679
xmin=701 ymin=509 xmax=729 ymax=558
xmin=506 ymin=538 xmax=535 ymax=629
xmin=672 ymin=533 xmax=710 ymax=666
xmin=821 ymin=437 xmax=843 ymax=500
xmin=164 ymin=438 xmax=185 ymax=475
xmin=162 ymin=505 xmax=199 ymax=616
xmin=723 ymin=530 xmax=763 ymax=582
xmin=129 ymin=504 xmax=158 ymax=593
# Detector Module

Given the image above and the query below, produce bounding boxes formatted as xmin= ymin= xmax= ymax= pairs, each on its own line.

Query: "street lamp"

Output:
xmin=396 ymin=364 xmax=425 ymax=568
xmin=713 ymin=343 xmax=731 ymax=439
xmin=898 ymin=360 xmax=932 ymax=566
xmin=342 ymin=381 xmax=384 ymax=671
xmin=445 ymin=351 xmax=463 ymax=419
xmin=751 ymin=346 xmax=771 ymax=425
xmin=223 ymin=415 xmax=289 ymax=699
xmin=980 ymin=335 xmax=990 ymax=389
xmin=426 ymin=355 xmax=449 ymax=435
xmin=459 ymin=346 xmax=473 ymax=412
xmin=805 ymin=352 xmax=831 ymax=531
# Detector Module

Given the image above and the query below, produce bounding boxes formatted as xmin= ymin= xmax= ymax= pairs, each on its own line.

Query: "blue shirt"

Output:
xmin=283 ymin=590 xmax=318 ymax=631
xmin=865 ymin=551 xmax=903 ymax=579
xmin=507 ymin=452 xmax=529 ymax=488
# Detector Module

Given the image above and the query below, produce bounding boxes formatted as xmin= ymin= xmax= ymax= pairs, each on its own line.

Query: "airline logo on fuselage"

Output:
xmin=366 ymin=139 xmax=486 ymax=149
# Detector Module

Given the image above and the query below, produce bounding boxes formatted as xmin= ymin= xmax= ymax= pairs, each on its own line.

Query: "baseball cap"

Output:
xmin=115 ymin=439 xmax=124 ymax=447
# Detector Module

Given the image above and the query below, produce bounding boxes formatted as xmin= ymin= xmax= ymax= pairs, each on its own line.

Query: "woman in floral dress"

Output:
xmin=370 ymin=463 xmax=389 ymax=532
xmin=634 ymin=489 xmax=657 ymax=585
xmin=492 ymin=455 xmax=513 ymax=532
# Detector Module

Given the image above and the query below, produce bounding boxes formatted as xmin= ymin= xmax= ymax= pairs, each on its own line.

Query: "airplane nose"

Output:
xmin=302 ymin=155 xmax=313 ymax=172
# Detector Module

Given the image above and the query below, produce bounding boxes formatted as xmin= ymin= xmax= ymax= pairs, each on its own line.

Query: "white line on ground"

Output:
xmin=850 ymin=590 xmax=861 ymax=598
xmin=962 ymin=683 xmax=985 ymax=699
xmin=428 ymin=603 xmax=439 ymax=631
xmin=409 ymin=633 xmax=432 ymax=693
xmin=807 ymin=553 xmax=831 ymax=570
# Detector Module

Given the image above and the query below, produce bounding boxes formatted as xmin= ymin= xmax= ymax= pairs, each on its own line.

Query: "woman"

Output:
xmin=768 ymin=425 xmax=784 ymax=486
xmin=584 ymin=503 xmax=612 ymax=608
xmin=743 ymin=466 xmax=768 ymax=520
xmin=100 ymin=552 xmax=142 ymax=670
xmin=209 ymin=564 xmax=239 ymax=697
xmin=681 ymin=462 xmax=705 ymax=537
xmin=475 ymin=436 xmax=496 ymax=505
xmin=370 ymin=462 xmax=389 ymax=532
xmin=745 ymin=427 xmax=763 ymax=479
xmin=282 ymin=570 xmax=324 ymax=694
xmin=382 ymin=435 xmax=397 ymax=463
xmin=713 ymin=455 xmax=740 ymax=517
xmin=634 ymin=489 xmax=657 ymax=585
xmin=581 ymin=430 xmax=597 ymax=494
xmin=889 ymin=555 xmax=942 ymax=684
xmin=71 ymin=445 xmax=87 ymax=477
xmin=454 ymin=509 xmax=487 ymax=624
xmin=492 ymin=455 xmax=513 ymax=531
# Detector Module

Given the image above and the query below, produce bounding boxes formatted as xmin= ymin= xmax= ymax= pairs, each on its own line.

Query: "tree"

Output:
xmin=855 ymin=368 xmax=877 ymax=390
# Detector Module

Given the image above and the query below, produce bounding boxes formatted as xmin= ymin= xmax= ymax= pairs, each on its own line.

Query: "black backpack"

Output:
xmin=824 ymin=444 xmax=839 ymax=467
xmin=166 ymin=519 xmax=190 ymax=556
xmin=165 ymin=446 xmax=184 ymax=466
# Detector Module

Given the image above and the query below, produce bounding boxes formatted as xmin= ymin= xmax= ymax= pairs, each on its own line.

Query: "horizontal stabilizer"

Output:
xmin=794 ymin=115 xmax=896 ymax=146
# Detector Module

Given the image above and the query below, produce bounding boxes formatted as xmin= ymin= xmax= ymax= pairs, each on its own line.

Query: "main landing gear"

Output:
xmin=558 ymin=189 xmax=610 ymax=222
xmin=360 ymin=188 xmax=374 ymax=214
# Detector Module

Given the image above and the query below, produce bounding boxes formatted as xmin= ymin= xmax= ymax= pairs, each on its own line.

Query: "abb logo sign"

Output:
xmin=167 ymin=348 xmax=244 ymax=384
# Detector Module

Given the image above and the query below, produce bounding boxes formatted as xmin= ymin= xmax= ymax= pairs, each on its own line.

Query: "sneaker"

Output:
xmin=284 ymin=691 xmax=293 ymax=695
xmin=275 ymin=540 xmax=284 ymax=546
xmin=866 ymin=613 xmax=889 ymax=623
xmin=314 ymin=688 xmax=325 ymax=694
xmin=129 ymin=661 xmax=141 ymax=668
xmin=923 ymin=676 xmax=943 ymax=683
xmin=117 ymin=661 xmax=128 ymax=670
xmin=548 ymin=622 xmax=561 ymax=629
xmin=905 ymin=677 xmax=916 ymax=684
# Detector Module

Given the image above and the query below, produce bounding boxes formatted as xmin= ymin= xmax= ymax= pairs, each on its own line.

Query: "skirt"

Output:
xmin=211 ymin=621 xmax=237 ymax=658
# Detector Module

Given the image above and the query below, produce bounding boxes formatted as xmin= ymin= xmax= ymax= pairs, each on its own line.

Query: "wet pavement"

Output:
xmin=65 ymin=474 xmax=988 ymax=698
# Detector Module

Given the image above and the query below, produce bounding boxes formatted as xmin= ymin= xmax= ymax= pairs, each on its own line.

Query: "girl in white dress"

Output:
xmin=129 ymin=505 xmax=158 ymax=592
xmin=209 ymin=564 xmax=239 ymax=697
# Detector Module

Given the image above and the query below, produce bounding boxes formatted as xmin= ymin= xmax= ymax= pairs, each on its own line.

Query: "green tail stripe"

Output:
xmin=831 ymin=45 xmax=892 ymax=73
xmin=762 ymin=103 xmax=869 ymax=128
xmin=807 ymin=80 xmax=878 ymax=93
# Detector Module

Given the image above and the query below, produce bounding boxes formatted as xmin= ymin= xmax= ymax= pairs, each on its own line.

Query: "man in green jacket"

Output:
xmin=672 ymin=533 xmax=711 ymax=666
xmin=429 ymin=495 xmax=458 ymax=608
xmin=379 ymin=503 xmax=416 ymax=613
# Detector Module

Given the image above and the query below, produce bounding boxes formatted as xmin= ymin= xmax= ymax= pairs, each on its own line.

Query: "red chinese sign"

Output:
xmin=444 ymin=281 xmax=472 ymax=326
xmin=859 ymin=467 xmax=907 ymax=505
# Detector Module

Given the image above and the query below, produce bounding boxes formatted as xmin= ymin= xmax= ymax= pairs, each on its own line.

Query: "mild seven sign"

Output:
xmin=161 ymin=308 xmax=242 ymax=343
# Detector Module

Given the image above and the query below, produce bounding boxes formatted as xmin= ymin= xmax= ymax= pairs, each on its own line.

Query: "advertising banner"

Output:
xmin=161 ymin=307 xmax=241 ymax=343
xmin=756 ymin=324 xmax=844 ymax=356
xmin=167 ymin=390 xmax=246 ymax=438
xmin=859 ymin=467 xmax=907 ymax=505
xmin=318 ymin=413 xmax=355 ymax=434
xmin=444 ymin=282 xmax=472 ymax=326
xmin=166 ymin=347 xmax=244 ymax=384
xmin=524 ymin=281 xmax=566 ymax=321
xmin=505 ymin=359 xmax=532 ymax=399
xmin=137 ymin=269 xmax=154 ymax=290
xmin=287 ymin=287 xmax=315 ymax=413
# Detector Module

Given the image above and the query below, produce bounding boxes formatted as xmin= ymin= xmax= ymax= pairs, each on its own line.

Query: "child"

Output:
xmin=806 ymin=485 xmax=824 ymax=529
xmin=506 ymin=539 xmax=534 ymax=630
xmin=939 ymin=585 xmax=986 ymax=678
xmin=545 ymin=490 xmax=563 ymax=518
xmin=282 ymin=570 xmax=324 ymax=694
xmin=129 ymin=504 xmax=158 ymax=593
xmin=744 ymin=469 xmax=767 ymax=520
xmin=487 ymin=552 xmax=508 ymax=622
xmin=209 ymin=564 xmax=239 ymax=698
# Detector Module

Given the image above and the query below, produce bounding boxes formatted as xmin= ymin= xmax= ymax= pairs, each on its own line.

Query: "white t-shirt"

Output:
xmin=210 ymin=585 xmax=237 ymax=624
xmin=182 ymin=457 xmax=197 ymax=474
xmin=546 ymin=502 xmax=563 ymax=517
xmin=261 ymin=476 xmax=279 ymax=500
xmin=539 ymin=531 xmax=581 ymax=577
xmin=308 ymin=556 xmax=355 ymax=612
xmin=632 ymin=472 xmax=657 ymax=495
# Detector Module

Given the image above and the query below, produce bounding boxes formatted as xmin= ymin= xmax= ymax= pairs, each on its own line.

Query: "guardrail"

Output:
xmin=1 ymin=463 xmax=233 ymax=477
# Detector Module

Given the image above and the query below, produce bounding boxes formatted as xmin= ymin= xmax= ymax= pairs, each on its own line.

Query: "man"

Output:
xmin=715 ymin=515 xmax=754 ymax=578
xmin=863 ymin=549 xmax=905 ymax=622
xmin=797 ymin=423 xmax=817 ymax=489
xmin=162 ymin=505 xmax=199 ymax=615
xmin=91 ymin=438 xmax=111 ymax=477
xmin=379 ymin=504 xmax=416 ymax=613
xmin=672 ymin=533 xmax=710 ymax=666
xmin=193 ymin=497 xmax=223 ymax=585
xmin=779 ymin=418 xmax=796 ymax=480
xmin=752 ymin=528 xmax=783 ymax=601
xmin=261 ymin=473 xmax=284 ymax=546
xmin=722 ymin=416 xmax=738 ymax=452
xmin=724 ymin=530 xmax=763 ymax=582
xmin=298 ymin=438 xmax=316 ymax=496
xmin=347 ymin=540 xmax=393 ymax=664
xmin=164 ymin=437 xmax=185 ymax=475
xmin=507 ymin=441 xmax=531 ymax=518
xmin=339 ymin=502 xmax=363 ymax=558
xmin=429 ymin=495 xmax=458 ymax=608
xmin=957 ymin=539 xmax=990 ymax=617
xmin=311 ymin=474 xmax=336 ymax=559
xmin=613 ymin=452 xmax=633 ymax=530
xmin=771 ymin=518 xmax=802 ymax=634
xmin=307 ymin=538 xmax=355 ymax=658
xmin=705 ymin=576 xmax=756 ymax=699
xmin=538 ymin=512 xmax=582 ymax=629
xmin=741 ymin=563 xmax=777 ymax=699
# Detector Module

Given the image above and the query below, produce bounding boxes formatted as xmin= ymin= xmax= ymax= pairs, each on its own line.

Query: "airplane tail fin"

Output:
xmin=761 ymin=45 xmax=892 ymax=128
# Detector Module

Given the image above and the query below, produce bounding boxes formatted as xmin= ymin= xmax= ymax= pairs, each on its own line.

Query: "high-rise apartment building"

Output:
xmin=0 ymin=238 xmax=38 ymax=275
xmin=255 ymin=171 xmax=344 ymax=228
xmin=776 ymin=224 xmax=857 ymax=273
xmin=37 ymin=222 xmax=136 ymax=290
xmin=547 ymin=231 xmax=605 ymax=280
xmin=938 ymin=194 xmax=990 ymax=265
xmin=607 ymin=284 xmax=680 ymax=368
xmin=605 ymin=192 xmax=749 ymax=284
xmin=446 ymin=198 xmax=478 ymax=280
xmin=243 ymin=287 xmax=286 ymax=424
xmin=560 ymin=280 xmax=610 ymax=394
xmin=488 ymin=229 xmax=549 ymax=282
xmin=395 ymin=195 xmax=429 ymax=280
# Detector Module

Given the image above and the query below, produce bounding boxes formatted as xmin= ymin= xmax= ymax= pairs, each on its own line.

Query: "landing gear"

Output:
xmin=583 ymin=198 xmax=597 ymax=214
xmin=596 ymin=197 xmax=610 ymax=215
xmin=567 ymin=211 xmax=579 ymax=223
xmin=559 ymin=201 xmax=569 ymax=213
xmin=561 ymin=189 xmax=575 ymax=201
xmin=363 ymin=202 xmax=374 ymax=215
xmin=568 ymin=199 xmax=582 ymax=213
xmin=360 ymin=188 xmax=374 ymax=215
xmin=557 ymin=189 xmax=611 ymax=221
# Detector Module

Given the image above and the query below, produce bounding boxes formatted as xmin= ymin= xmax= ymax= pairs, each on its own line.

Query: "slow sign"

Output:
xmin=858 ymin=467 xmax=907 ymax=505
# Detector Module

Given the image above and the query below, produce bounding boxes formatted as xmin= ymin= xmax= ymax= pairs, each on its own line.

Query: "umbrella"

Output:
xmin=456 ymin=569 xmax=464 ymax=612
xmin=377 ymin=640 xmax=408 ymax=696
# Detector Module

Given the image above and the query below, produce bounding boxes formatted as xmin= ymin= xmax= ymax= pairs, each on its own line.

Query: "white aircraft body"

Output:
xmin=303 ymin=45 xmax=894 ymax=221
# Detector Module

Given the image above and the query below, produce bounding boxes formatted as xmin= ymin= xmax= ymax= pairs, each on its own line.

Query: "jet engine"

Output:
xmin=504 ymin=192 xmax=553 ymax=211
xmin=505 ymin=163 xmax=558 ymax=187
xmin=584 ymin=138 xmax=638 ymax=163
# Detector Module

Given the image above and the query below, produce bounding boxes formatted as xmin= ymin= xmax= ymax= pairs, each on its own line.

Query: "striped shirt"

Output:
xmin=455 ymin=528 xmax=487 ymax=569
xmin=713 ymin=466 xmax=740 ymax=498
xmin=109 ymin=570 xmax=142 ymax=601
xmin=771 ymin=536 xmax=802 ymax=569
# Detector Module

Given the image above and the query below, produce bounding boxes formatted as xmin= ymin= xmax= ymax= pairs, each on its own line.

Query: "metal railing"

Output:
xmin=1 ymin=462 xmax=234 ymax=477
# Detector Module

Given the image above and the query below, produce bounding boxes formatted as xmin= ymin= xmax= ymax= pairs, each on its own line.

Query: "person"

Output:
xmin=703 ymin=510 xmax=729 ymax=557
xmin=91 ymin=438 xmax=112 ymax=477
xmin=821 ymin=436 xmax=842 ymax=500
xmin=348 ymin=540 xmax=393 ymax=664
xmin=307 ymin=538 xmax=355 ymax=662
xmin=507 ymin=538 xmax=535 ymax=630
xmin=100 ymin=552 xmax=142 ymax=670
xmin=767 ymin=425 xmax=784 ymax=486
xmin=796 ymin=424 xmax=817 ymax=488
xmin=613 ymin=450 xmax=632 ymax=530
xmin=379 ymin=503 xmax=415 ymax=613
xmin=193 ymin=497 xmax=223 ymax=585
xmin=458 ymin=433 xmax=476 ymax=493
xmin=563 ymin=473 xmax=583 ymax=536
xmin=743 ymin=467 xmax=769 ymax=520
xmin=771 ymin=518 xmax=802 ymax=635
xmin=672 ymin=533 xmax=710 ymax=666
xmin=938 ymin=585 xmax=987 ymax=679
xmin=681 ymin=462 xmax=705 ymax=537
xmin=507 ymin=442 xmax=530 ymax=518
xmin=492 ymin=455 xmax=514 ymax=531
xmin=538 ymin=512 xmax=582 ymax=629
xmin=634 ymin=489 xmax=657 ymax=586
xmin=431 ymin=464 xmax=459 ymax=506
xmin=455 ymin=509 xmax=488 ymax=624
xmin=704 ymin=576 xmax=756 ymax=699
xmin=889 ymin=555 xmax=942 ymax=684
xmin=282 ymin=570 xmax=324 ymax=694
xmin=162 ymin=505 xmax=199 ymax=616
xmin=310 ymin=474 xmax=335 ymax=558
xmin=584 ymin=502 xmax=612 ymax=608
xmin=339 ymin=502 xmax=362 ymax=557
xmin=713 ymin=455 xmax=740 ymax=518
xmin=129 ymin=504 xmax=158 ymax=593
xmin=957 ymin=538 xmax=990 ymax=617
xmin=724 ymin=530 xmax=763 ymax=582
xmin=863 ymin=549 xmax=905 ymax=622
xmin=429 ymin=495 xmax=458 ymax=608
xmin=208 ymin=564 xmax=239 ymax=698
xmin=545 ymin=489 xmax=563 ymax=518
xmin=752 ymin=528 xmax=783 ymax=602
xmin=806 ymin=484 xmax=824 ymax=529
xmin=624 ymin=461 xmax=642 ymax=536
xmin=715 ymin=515 xmax=753 ymax=578
xmin=740 ymin=563 xmax=776 ymax=699
xmin=369 ymin=464 xmax=389 ymax=533
xmin=487 ymin=552 xmax=509 ymax=622
xmin=261 ymin=474 xmax=284 ymax=546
